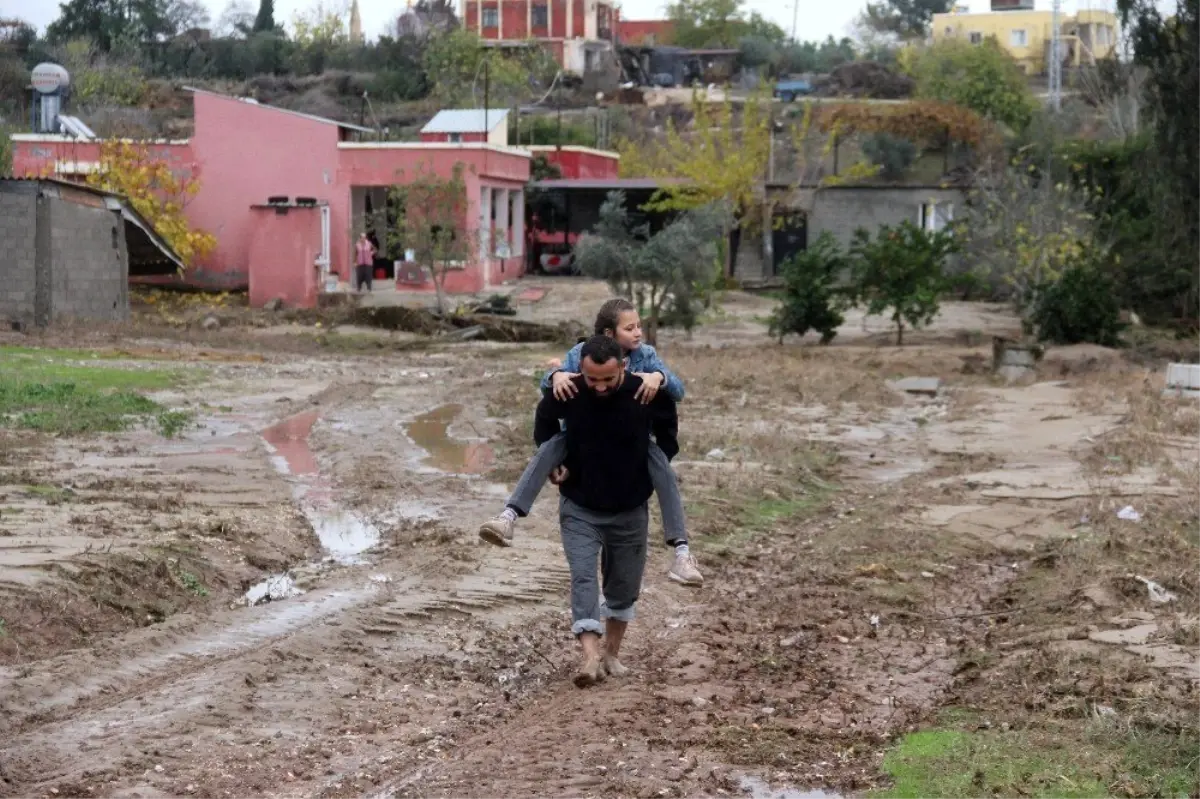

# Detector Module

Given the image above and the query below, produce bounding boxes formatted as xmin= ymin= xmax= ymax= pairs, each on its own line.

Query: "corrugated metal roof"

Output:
xmin=0 ymin=176 xmax=185 ymax=273
xmin=421 ymin=108 xmax=510 ymax=134
xmin=181 ymin=86 xmax=376 ymax=134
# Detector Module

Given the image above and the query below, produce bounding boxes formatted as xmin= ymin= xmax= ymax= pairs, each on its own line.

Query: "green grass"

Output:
xmin=871 ymin=723 xmax=1199 ymax=799
xmin=0 ymin=346 xmax=192 ymax=436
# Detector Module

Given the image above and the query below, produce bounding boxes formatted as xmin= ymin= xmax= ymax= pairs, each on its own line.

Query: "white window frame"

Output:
xmin=920 ymin=201 xmax=954 ymax=234
xmin=968 ymin=31 xmax=982 ymax=44
xmin=481 ymin=7 xmax=498 ymax=27
xmin=1009 ymin=28 xmax=1028 ymax=47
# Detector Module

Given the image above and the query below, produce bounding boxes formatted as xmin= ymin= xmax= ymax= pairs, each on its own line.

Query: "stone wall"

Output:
xmin=0 ymin=191 xmax=38 ymax=330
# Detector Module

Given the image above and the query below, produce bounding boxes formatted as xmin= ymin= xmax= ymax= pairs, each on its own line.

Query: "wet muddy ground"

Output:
xmin=0 ymin=281 xmax=1196 ymax=798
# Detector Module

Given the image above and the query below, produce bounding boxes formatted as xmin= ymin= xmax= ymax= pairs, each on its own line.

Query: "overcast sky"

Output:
xmin=4 ymin=0 xmax=1117 ymax=44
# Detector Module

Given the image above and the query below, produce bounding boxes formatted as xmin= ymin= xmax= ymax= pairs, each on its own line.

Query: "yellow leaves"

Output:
xmin=88 ymin=141 xmax=216 ymax=269
xmin=618 ymin=88 xmax=773 ymax=217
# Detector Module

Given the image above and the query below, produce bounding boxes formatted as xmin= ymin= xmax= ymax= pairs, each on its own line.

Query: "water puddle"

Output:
xmin=738 ymin=775 xmax=840 ymax=799
xmin=261 ymin=411 xmax=381 ymax=567
xmin=244 ymin=573 xmax=303 ymax=606
xmin=404 ymin=404 xmax=495 ymax=475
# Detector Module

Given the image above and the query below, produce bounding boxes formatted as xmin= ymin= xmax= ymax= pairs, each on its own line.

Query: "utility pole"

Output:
xmin=483 ymin=56 xmax=490 ymax=137
xmin=791 ymin=0 xmax=799 ymax=42
xmin=1049 ymin=0 xmax=1062 ymax=112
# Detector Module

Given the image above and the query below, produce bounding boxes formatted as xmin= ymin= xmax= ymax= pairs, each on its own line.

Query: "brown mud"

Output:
xmin=0 ymin=280 xmax=1194 ymax=798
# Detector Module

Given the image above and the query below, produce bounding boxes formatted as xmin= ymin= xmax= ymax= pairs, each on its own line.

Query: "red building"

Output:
xmin=615 ymin=19 xmax=674 ymax=45
xmin=463 ymin=0 xmax=617 ymax=73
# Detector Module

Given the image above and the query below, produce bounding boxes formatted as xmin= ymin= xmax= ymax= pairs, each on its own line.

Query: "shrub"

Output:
xmin=768 ymin=231 xmax=847 ymax=344
xmin=1030 ymin=262 xmax=1125 ymax=346
xmin=861 ymin=132 xmax=918 ymax=180
xmin=847 ymin=221 xmax=957 ymax=346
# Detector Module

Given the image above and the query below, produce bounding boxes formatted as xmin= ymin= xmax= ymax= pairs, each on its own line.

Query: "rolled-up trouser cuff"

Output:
xmin=601 ymin=601 xmax=636 ymax=623
xmin=572 ymin=618 xmax=604 ymax=636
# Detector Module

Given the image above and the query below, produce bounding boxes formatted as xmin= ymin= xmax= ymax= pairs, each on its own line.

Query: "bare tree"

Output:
xmin=215 ymin=0 xmax=255 ymax=37
xmin=1079 ymin=58 xmax=1147 ymax=139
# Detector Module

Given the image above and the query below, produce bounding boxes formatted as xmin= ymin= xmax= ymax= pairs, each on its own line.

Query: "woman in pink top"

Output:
xmin=354 ymin=232 xmax=376 ymax=292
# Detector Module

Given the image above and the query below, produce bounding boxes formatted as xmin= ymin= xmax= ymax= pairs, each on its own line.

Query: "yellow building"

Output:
xmin=931 ymin=7 xmax=1119 ymax=74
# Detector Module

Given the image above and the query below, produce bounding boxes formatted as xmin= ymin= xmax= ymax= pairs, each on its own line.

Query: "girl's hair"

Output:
xmin=594 ymin=298 xmax=636 ymax=336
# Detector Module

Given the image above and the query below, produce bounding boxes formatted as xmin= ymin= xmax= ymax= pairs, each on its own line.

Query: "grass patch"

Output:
xmin=0 ymin=347 xmax=192 ymax=436
xmin=871 ymin=722 xmax=1199 ymax=799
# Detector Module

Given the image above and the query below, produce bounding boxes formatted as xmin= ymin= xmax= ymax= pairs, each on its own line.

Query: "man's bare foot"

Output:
xmin=602 ymin=652 xmax=629 ymax=677
xmin=573 ymin=654 xmax=606 ymax=687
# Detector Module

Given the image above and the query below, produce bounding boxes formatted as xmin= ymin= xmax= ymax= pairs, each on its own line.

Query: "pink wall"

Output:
xmin=187 ymin=92 xmax=346 ymax=288
xmin=530 ymin=146 xmax=620 ymax=179
xmin=248 ymin=205 xmax=323 ymax=308
xmin=337 ymin=145 xmax=531 ymax=295
xmin=11 ymin=138 xmax=195 ymax=187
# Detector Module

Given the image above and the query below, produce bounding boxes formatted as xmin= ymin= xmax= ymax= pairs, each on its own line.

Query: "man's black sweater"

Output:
xmin=533 ymin=374 xmax=679 ymax=513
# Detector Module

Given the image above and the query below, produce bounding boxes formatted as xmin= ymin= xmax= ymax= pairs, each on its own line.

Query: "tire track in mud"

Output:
xmin=0 ymin=547 xmax=571 ymax=796
xmin=0 ymin=380 xmax=574 ymax=798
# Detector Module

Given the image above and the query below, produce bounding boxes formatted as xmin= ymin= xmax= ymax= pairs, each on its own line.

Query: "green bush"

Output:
xmin=847 ymin=221 xmax=957 ymax=346
xmin=768 ymin=231 xmax=847 ymax=344
xmin=1030 ymin=262 xmax=1125 ymax=346
xmin=861 ymin=132 xmax=918 ymax=181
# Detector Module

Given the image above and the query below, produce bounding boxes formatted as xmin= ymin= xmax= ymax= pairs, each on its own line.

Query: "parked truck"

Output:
xmin=773 ymin=78 xmax=813 ymax=102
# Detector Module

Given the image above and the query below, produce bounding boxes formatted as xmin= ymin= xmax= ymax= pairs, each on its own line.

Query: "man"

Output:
xmin=533 ymin=334 xmax=679 ymax=687
xmin=354 ymin=232 xmax=375 ymax=292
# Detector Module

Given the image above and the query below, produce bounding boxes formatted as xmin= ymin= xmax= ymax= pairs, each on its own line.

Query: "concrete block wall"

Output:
xmin=0 ymin=193 xmax=38 ymax=330
xmin=733 ymin=186 xmax=966 ymax=284
xmin=807 ymin=187 xmax=965 ymax=250
xmin=47 ymin=198 xmax=130 ymax=323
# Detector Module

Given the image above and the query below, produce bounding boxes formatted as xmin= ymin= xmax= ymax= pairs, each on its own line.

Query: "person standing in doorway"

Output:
xmin=533 ymin=335 xmax=680 ymax=687
xmin=355 ymin=232 xmax=376 ymax=292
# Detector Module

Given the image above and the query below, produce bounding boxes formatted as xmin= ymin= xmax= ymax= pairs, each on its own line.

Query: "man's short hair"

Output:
xmin=580 ymin=334 xmax=623 ymax=366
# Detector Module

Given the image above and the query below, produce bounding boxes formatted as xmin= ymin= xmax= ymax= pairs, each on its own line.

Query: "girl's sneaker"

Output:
xmin=668 ymin=553 xmax=704 ymax=586
xmin=478 ymin=514 xmax=514 ymax=547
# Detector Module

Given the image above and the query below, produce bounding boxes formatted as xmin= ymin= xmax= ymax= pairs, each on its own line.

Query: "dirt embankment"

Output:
xmin=0 ymin=282 xmax=1195 ymax=799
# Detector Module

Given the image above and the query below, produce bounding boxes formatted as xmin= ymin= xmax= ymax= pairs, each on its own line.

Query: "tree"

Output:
xmin=768 ymin=232 xmax=848 ymax=344
xmin=1113 ymin=0 xmax=1198 ymax=326
xmin=164 ymin=0 xmax=211 ymax=33
xmin=847 ymin=221 xmax=957 ymax=345
xmin=667 ymin=0 xmax=746 ymax=48
xmin=778 ymin=36 xmax=857 ymax=74
xmin=253 ymin=0 xmax=276 ymax=32
xmin=861 ymin=132 xmax=917 ymax=180
xmin=859 ymin=0 xmax=951 ymax=40
xmin=87 ymin=141 xmax=216 ymax=269
xmin=422 ymin=28 xmax=549 ymax=107
xmin=960 ymin=154 xmax=1102 ymax=314
xmin=574 ymin=192 xmax=731 ymax=344
xmin=617 ymin=88 xmax=771 ymax=287
xmin=47 ymin=0 xmax=131 ymax=52
xmin=290 ymin=0 xmax=348 ymax=46
xmin=902 ymin=38 xmax=1037 ymax=132
xmin=216 ymin=0 xmax=256 ymax=36
xmin=386 ymin=163 xmax=478 ymax=315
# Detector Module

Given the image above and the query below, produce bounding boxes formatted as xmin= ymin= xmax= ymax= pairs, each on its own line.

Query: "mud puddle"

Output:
xmin=243 ymin=572 xmax=303 ymax=606
xmin=739 ymin=775 xmax=840 ymax=799
xmin=404 ymin=404 xmax=495 ymax=474
xmin=261 ymin=411 xmax=382 ymax=571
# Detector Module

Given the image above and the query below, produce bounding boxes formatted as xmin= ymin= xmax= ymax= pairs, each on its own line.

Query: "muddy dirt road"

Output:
xmin=0 ymin=283 xmax=1196 ymax=799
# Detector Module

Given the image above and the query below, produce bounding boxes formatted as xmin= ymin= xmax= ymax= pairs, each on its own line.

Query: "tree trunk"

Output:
xmin=894 ymin=313 xmax=904 ymax=346
xmin=432 ymin=267 xmax=447 ymax=315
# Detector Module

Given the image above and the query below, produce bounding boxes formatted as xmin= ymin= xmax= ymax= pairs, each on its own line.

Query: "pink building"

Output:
xmin=11 ymin=90 xmax=532 ymax=305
